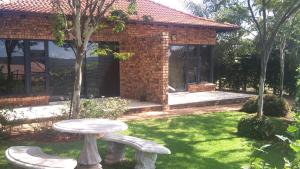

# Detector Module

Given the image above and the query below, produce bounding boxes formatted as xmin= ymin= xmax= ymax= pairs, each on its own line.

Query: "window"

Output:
xmin=29 ymin=41 xmax=47 ymax=94
xmin=0 ymin=39 xmax=120 ymax=99
xmin=168 ymin=45 xmax=212 ymax=91
xmin=168 ymin=46 xmax=186 ymax=91
xmin=84 ymin=42 xmax=119 ymax=98
xmin=48 ymin=41 xmax=75 ymax=99
xmin=0 ymin=40 xmax=25 ymax=95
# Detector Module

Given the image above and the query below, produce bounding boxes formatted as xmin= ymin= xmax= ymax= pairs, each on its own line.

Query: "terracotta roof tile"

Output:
xmin=0 ymin=0 xmax=239 ymax=31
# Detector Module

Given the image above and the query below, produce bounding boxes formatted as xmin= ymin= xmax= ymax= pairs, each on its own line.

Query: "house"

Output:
xmin=0 ymin=0 xmax=238 ymax=109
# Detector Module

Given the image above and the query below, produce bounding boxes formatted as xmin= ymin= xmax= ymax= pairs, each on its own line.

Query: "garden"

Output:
xmin=0 ymin=111 xmax=291 ymax=169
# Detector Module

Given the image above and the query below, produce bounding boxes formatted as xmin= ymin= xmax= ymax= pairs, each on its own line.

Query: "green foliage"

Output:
xmin=51 ymin=14 xmax=66 ymax=46
xmin=245 ymin=76 xmax=300 ymax=169
xmin=0 ymin=107 xmax=19 ymax=139
xmin=108 ymin=10 xmax=128 ymax=33
xmin=295 ymin=66 xmax=300 ymax=111
xmin=92 ymin=47 xmax=133 ymax=61
xmin=0 ymin=107 xmax=13 ymax=127
xmin=241 ymin=97 xmax=258 ymax=113
xmin=127 ymin=0 xmax=137 ymax=15
xmin=241 ymin=95 xmax=290 ymax=117
xmin=186 ymin=0 xmax=300 ymax=96
xmin=92 ymin=48 xmax=113 ymax=57
xmin=237 ymin=115 xmax=275 ymax=140
xmin=246 ymin=113 xmax=300 ymax=169
xmin=79 ymin=98 xmax=129 ymax=120
xmin=142 ymin=15 xmax=154 ymax=22
xmin=113 ymin=52 xmax=134 ymax=61
xmin=0 ymin=112 xmax=268 ymax=169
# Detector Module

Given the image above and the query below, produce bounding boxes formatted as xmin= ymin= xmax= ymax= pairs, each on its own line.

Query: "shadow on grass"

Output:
xmin=125 ymin=112 xmax=254 ymax=169
xmin=0 ymin=111 xmax=289 ymax=169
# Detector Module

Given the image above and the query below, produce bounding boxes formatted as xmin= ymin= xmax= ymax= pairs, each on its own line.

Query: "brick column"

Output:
xmin=160 ymin=32 xmax=170 ymax=111
xmin=119 ymin=32 xmax=170 ymax=108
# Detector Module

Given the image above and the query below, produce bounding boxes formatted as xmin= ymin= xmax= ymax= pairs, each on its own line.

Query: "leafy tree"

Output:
xmin=276 ymin=14 xmax=300 ymax=98
xmin=247 ymin=0 xmax=300 ymax=118
xmin=186 ymin=0 xmax=257 ymax=92
xmin=51 ymin=0 xmax=136 ymax=118
xmin=185 ymin=0 xmax=239 ymax=18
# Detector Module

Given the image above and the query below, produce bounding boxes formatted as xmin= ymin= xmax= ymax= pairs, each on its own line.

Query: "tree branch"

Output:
xmin=267 ymin=1 xmax=300 ymax=50
xmin=247 ymin=0 xmax=262 ymax=42
xmin=96 ymin=0 xmax=117 ymax=23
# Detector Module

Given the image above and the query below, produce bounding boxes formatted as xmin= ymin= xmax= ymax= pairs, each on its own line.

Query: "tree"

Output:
xmin=185 ymin=0 xmax=237 ymax=18
xmin=51 ymin=0 xmax=136 ymax=118
xmin=276 ymin=14 xmax=300 ymax=98
xmin=247 ymin=0 xmax=300 ymax=118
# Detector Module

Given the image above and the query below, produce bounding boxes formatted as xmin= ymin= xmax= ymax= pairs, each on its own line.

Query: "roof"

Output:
xmin=0 ymin=0 xmax=239 ymax=31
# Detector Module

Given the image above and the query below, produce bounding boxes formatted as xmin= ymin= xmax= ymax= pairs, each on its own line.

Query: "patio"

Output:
xmin=168 ymin=91 xmax=255 ymax=109
xmin=5 ymin=91 xmax=254 ymax=122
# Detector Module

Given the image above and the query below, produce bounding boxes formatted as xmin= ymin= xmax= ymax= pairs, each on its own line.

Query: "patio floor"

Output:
xmin=6 ymin=91 xmax=254 ymax=122
xmin=6 ymin=99 xmax=163 ymax=122
xmin=168 ymin=91 xmax=255 ymax=109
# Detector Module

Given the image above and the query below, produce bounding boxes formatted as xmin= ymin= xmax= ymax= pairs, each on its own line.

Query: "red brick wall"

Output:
xmin=0 ymin=13 xmax=217 ymax=106
xmin=120 ymin=32 xmax=169 ymax=105
xmin=187 ymin=83 xmax=216 ymax=93
xmin=0 ymin=14 xmax=216 ymax=45
xmin=0 ymin=95 xmax=50 ymax=107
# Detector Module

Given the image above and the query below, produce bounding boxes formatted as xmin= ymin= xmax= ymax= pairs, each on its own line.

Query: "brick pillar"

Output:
xmin=160 ymin=32 xmax=170 ymax=111
xmin=119 ymin=32 xmax=170 ymax=108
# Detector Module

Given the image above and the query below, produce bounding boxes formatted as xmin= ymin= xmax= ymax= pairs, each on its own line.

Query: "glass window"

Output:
xmin=29 ymin=41 xmax=45 ymax=58
xmin=85 ymin=42 xmax=119 ymax=98
xmin=168 ymin=46 xmax=187 ymax=91
xmin=29 ymin=41 xmax=47 ymax=94
xmin=168 ymin=45 xmax=212 ymax=92
xmin=199 ymin=46 xmax=211 ymax=82
xmin=0 ymin=40 xmax=25 ymax=95
xmin=48 ymin=41 xmax=75 ymax=99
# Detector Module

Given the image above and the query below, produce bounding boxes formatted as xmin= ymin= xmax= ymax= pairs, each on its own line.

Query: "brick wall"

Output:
xmin=0 ymin=95 xmax=50 ymax=107
xmin=0 ymin=13 xmax=217 ymax=106
xmin=187 ymin=83 xmax=216 ymax=93
xmin=0 ymin=14 xmax=216 ymax=45
xmin=120 ymin=32 xmax=169 ymax=105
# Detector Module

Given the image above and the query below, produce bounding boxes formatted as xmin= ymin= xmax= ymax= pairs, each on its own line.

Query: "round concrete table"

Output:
xmin=53 ymin=119 xmax=128 ymax=169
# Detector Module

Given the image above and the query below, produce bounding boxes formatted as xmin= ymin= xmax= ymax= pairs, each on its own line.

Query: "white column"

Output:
xmin=104 ymin=142 xmax=126 ymax=164
xmin=134 ymin=151 xmax=157 ymax=169
xmin=78 ymin=134 xmax=102 ymax=169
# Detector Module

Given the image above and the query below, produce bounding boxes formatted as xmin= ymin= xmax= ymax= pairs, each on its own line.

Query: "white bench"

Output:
xmin=102 ymin=133 xmax=171 ymax=169
xmin=5 ymin=146 xmax=77 ymax=169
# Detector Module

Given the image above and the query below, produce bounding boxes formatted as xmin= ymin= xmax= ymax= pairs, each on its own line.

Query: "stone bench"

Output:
xmin=5 ymin=146 xmax=77 ymax=169
xmin=102 ymin=133 xmax=171 ymax=169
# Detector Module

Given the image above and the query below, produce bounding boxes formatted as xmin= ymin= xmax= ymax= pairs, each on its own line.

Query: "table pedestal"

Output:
xmin=78 ymin=134 xmax=102 ymax=169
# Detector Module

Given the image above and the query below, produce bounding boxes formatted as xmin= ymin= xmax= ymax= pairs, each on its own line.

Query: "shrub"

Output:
xmin=0 ymin=106 xmax=18 ymax=139
xmin=240 ymin=95 xmax=290 ymax=117
xmin=240 ymin=97 xmax=258 ymax=113
xmin=79 ymin=98 xmax=129 ymax=119
xmin=237 ymin=115 xmax=275 ymax=140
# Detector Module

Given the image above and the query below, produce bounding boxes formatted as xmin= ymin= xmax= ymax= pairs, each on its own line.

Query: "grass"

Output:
xmin=0 ymin=111 xmax=290 ymax=169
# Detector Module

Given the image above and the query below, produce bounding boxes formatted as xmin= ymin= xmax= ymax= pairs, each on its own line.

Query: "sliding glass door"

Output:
xmin=0 ymin=39 xmax=120 ymax=100
xmin=0 ymin=40 xmax=25 ymax=95
xmin=168 ymin=45 xmax=212 ymax=92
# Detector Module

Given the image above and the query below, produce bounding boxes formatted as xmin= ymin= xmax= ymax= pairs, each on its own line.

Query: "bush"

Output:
xmin=0 ymin=106 xmax=18 ymax=139
xmin=79 ymin=98 xmax=129 ymax=119
xmin=237 ymin=115 xmax=275 ymax=140
xmin=240 ymin=95 xmax=290 ymax=117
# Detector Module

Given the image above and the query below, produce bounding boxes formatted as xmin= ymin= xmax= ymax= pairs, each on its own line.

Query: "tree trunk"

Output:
xmin=257 ymin=52 xmax=268 ymax=118
xmin=71 ymin=52 xmax=84 ymax=118
xmin=279 ymin=37 xmax=287 ymax=98
xmin=257 ymin=70 xmax=266 ymax=118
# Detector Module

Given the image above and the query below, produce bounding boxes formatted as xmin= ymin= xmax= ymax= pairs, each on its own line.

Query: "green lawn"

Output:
xmin=0 ymin=112 xmax=290 ymax=169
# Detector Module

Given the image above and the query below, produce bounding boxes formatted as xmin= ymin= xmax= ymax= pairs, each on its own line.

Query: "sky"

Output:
xmin=151 ymin=0 xmax=200 ymax=14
